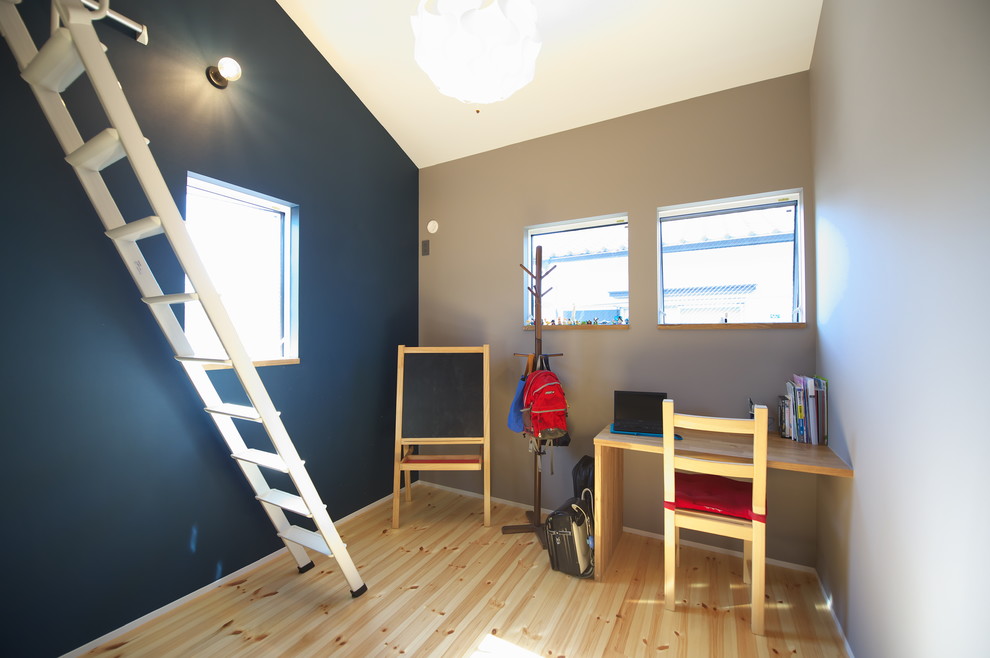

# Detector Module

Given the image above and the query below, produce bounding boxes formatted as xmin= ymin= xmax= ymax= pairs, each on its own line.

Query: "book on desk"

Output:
xmin=780 ymin=375 xmax=828 ymax=445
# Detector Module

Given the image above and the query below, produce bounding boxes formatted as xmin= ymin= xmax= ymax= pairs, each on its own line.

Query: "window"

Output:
xmin=183 ymin=174 xmax=298 ymax=362
xmin=525 ymin=214 xmax=629 ymax=326
xmin=658 ymin=191 xmax=803 ymax=325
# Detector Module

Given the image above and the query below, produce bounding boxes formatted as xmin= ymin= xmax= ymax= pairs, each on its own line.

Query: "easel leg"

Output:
xmin=392 ymin=464 xmax=401 ymax=529
xmin=400 ymin=446 xmax=412 ymax=502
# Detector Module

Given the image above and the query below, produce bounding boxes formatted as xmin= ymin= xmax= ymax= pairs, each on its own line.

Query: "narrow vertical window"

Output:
xmin=183 ymin=174 xmax=298 ymax=362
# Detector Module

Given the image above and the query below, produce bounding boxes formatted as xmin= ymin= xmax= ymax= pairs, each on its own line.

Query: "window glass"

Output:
xmin=658 ymin=192 xmax=802 ymax=325
xmin=526 ymin=215 xmax=629 ymax=326
xmin=183 ymin=175 xmax=298 ymax=361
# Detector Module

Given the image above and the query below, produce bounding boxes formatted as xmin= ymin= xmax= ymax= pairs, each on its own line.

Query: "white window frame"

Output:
xmin=524 ymin=213 xmax=630 ymax=327
xmin=657 ymin=189 xmax=805 ymax=327
xmin=183 ymin=173 xmax=299 ymax=364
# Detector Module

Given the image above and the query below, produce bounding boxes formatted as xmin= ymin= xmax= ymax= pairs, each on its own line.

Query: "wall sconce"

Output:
xmin=206 ymin=57 xmax=241 ymax=89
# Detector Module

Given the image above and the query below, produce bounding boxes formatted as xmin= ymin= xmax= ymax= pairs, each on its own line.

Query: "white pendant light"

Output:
xmin=411 ymin=0 xmax=542 ymax=104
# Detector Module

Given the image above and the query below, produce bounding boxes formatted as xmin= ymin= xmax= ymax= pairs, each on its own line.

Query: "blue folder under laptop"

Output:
xmin=611 ymin=390 xmax=682 ymax=440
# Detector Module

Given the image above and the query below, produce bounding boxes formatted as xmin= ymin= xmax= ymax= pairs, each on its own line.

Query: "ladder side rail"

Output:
xmin=11 ymin=1 xmax=365 ymax=589
xmin=63 ymin=2 xmax=366 ymax=590
xmin=1 ymin=4 xmax=189 ymax=354
xmin=1 ymin=6 xmax=276 ymax=464
xmin=297 ymin=481 xmax=366 ymax=591
xmin=227 ymin=451 xmax=313 ymax=569
xmin=1 ymin=4 xmax=49 ymax=79
xmin=15 ymin=3 xmax=284 ymax=466
xmin=166 ymin=362 xmax=312 ymax=568
xmin=1 ymin=4 xmax=121 ymax=232
xmin=2 ymin=1 xmax=313 ymax=571
xmin=2 ymin=1 xmax=305 ymax=508
xmin=157 ymin=363 xmax=316 ymax=569
xmin=61 ymin=4 xmax=294 ymax=458
xmin=55 ymin=0 xmax=320 ymax=510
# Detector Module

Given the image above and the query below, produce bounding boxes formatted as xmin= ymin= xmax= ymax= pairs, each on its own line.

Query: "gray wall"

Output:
xmin=811 ymin=0 xmax=989 ymax=655
xmin=419 ymin=73 xmax=821 ymax=565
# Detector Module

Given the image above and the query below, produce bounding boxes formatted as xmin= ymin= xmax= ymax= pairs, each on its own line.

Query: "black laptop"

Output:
xmin=610 ymin=390 xmax=682 ymax=439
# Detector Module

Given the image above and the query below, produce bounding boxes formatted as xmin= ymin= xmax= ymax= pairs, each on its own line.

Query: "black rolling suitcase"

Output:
xmin=545 ymin=491 xmax=594 ymax=578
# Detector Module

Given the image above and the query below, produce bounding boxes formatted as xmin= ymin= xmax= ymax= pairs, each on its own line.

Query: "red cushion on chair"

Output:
xmin=664 ymin=472 xmax=766 ymax=523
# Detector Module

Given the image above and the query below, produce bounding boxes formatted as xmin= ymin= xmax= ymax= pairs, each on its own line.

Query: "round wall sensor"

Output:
xmin=427 ymin=220 xmax=439 ymax=234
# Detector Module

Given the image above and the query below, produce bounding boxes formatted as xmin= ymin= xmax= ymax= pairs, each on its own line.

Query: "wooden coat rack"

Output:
xmin=502 ymin=245 xmax=562 ymax=545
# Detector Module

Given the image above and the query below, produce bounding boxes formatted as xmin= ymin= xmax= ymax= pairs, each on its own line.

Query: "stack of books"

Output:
xmin=778 ymin=375 xmax=828 ymax=445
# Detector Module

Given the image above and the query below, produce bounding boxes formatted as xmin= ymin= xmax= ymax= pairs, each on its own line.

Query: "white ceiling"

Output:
xmin=276 ymin=1 xmax=823 ymax=169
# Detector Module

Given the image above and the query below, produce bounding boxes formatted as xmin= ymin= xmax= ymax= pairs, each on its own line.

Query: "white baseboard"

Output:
xmin=63 ymin=492 xmax=395 ymax=658
xmin=414 ymin=479 xmax=556 ymax=516
xmin=421 ymin=481 xmax=854 ymax=656
xmin=67 ymin=482 xmax=853 ymax=658
xmin=620 ymin=525 xmax=817 ymax=573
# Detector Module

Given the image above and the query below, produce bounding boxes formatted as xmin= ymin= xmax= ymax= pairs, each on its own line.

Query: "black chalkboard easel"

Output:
xmin=392 ymin=345 xmax=491 ymax=528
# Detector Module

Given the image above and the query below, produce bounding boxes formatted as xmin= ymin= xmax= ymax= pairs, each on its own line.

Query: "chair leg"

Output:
xmin=751 ymin=523 xmax=766 ymax=635
xmin=743 ymin=539 xmax=752 ymax=584
xmin=664 ymin=510 xmax=676 ymax=611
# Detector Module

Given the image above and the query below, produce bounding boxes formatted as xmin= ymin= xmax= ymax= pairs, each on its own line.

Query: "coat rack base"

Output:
xmin=500 ymin=515 xmax=547 ymax=548
xmin=500 ymin=444 xmax=548 ymax=549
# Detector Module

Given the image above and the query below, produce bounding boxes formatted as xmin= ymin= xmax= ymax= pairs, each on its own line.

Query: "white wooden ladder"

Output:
xmin=0 ymin=0 xmax=367 ymax=597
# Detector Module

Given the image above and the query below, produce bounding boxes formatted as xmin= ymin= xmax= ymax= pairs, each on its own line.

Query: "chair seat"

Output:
xmin=664 ymin=472 xmax=766 ymax=523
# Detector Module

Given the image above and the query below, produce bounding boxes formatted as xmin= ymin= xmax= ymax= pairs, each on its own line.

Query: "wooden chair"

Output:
xmin=392 ymin=345 xmax=491 ymax=529
xmin=662 ymin=398 xmax=769 ymax=635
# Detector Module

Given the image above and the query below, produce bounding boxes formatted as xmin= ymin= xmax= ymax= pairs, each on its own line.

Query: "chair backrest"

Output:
xmin=662 ymin=399 xmax=769 ymax=519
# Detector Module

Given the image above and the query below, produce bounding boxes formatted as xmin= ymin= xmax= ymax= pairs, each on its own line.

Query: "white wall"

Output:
xmin=811 ymin=0 xmax=990 ymax=655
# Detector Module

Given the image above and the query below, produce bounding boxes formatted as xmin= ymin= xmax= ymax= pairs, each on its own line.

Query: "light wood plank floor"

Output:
xmin=85 ymin=485 xmax=847 ymax=657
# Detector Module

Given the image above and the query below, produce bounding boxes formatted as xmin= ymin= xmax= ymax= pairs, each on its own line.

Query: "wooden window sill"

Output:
xmin=202 ymin=358 xmax=300 ymax=370
xmin=658 ymin=323 xmax=806 ymax=330
xmin=523 ymin=324 xmax=630 ymax=331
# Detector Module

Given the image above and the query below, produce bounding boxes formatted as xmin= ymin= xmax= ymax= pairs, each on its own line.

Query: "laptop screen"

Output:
xmin=613 ymin=390 xmax=667 ymax=434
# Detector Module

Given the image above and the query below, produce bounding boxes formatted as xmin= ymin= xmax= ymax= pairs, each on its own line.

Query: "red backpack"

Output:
xmin=522 ymin=369 xmax=570 ymax=445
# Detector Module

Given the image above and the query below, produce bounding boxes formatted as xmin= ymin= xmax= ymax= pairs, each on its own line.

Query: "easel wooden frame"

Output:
xmin=392 ymin=345 xmax=491 ymax=529
xmin=502 ymin=246 xmax=562 ymax=544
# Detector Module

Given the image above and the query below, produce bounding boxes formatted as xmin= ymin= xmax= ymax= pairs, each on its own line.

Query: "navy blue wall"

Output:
xmin=0 ymin=1 xmax=418 ymax=655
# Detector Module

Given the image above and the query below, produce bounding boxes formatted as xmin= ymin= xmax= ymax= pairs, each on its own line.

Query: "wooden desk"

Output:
xmin=592 ymin=426 xmax=852 ymax=581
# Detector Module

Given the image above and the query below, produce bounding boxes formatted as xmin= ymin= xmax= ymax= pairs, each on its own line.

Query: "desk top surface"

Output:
xmin=593 ymin=426 xmax=853 ymax=478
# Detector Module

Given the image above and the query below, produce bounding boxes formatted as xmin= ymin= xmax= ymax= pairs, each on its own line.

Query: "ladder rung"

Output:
xmin=205 ymin=403 xmax=276 ymax=422
xmin=231 ymin=448 xmax=289 ymax=473
xmin=64 ymin=128 xmax=148 ymax=171
xmin=257 ymin=489 xmax=317 ymax=517
xmin=105 ymin=215 xmax=162 ymax=241
xmin=175 ymin=355 xmax=231 ymax=366
xmin=279 ymin=526 xmax=333 ymax=556
xmin=65 ymin=128 xmax=124 ymax=170
xmin=142 ymin=292 xmax=199 ymax=306
xmin=21 ymin=27 xmax=83 ymax=92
